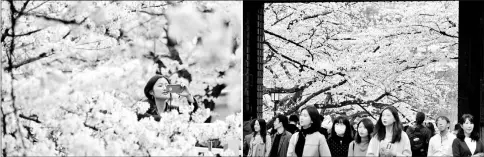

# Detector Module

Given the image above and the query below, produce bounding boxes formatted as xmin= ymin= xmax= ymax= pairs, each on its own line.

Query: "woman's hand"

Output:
xmin=179 ymin=86 xmax=194 ymax=103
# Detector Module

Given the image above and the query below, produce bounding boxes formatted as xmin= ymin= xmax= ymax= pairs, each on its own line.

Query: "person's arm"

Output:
xmin=452 ymin=138 xmax=461 ymax=157
xmin=427 ymin=137 xmax=436 ymax=157
xmin=347 ymin=141 xmax=354 ymax=157
xmin=265 ymin=135 xmax=272 ymax=157
xmin=366 ymin=137 xmax=378 ymax=156
xmin=282 ymin=133 xmax=292 ymax=157
xmin=244 ymin=135 xmax=251 ymax=157
xmin=319 ymin=134 xmax=332 ymax=157
xmin=287 ymin=133 xmax=297 ymax=157
xmin=401 ymin=132 xmax=412 ymax=156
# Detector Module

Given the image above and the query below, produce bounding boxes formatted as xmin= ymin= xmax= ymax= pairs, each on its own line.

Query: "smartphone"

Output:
xmin=166 ymin=84 xmax=183 ymax=93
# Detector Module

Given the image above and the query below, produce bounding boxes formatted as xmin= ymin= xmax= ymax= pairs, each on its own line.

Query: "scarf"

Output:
xmin=295 ymin=127 xmax=317 ymax=157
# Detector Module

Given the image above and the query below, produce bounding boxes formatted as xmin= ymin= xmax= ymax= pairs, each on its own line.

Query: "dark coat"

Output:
xmin=452 ymin=138 xmax=484 ymax=157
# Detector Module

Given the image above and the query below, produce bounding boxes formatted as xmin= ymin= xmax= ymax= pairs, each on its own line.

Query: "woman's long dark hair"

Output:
xmin=372 ymin=106 xmax=404 ymax=143
xmin=456 ymin=114 xmax=480 ymax=141
xmin=144 ymin=75 xmax=172 ymax=110
xmin=300 ymin=105 xmax=321 ymax=134
xmin=355 ymin=118 xmax=374 ymax=144
xmin=426 ymin=122 xmax=436 ymax=137
xmin=251 ymin=119 xmax=268 ymax=143
xmin=329 ymin=115 xmax=353 ymax=142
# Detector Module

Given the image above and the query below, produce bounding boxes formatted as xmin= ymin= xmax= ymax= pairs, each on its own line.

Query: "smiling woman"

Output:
xmin=452 ymin=114 xmax=484 ymax=157
xmin=1 ymin=1 xmax=241 ymax=156
xmin=137 ymin=75 xmax=199 ymax=121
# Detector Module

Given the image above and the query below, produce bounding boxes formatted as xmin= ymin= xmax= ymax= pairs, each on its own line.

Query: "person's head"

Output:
xmin=436 ymin=116 xmax=451 ymax=132
xmin=274 ymin=114 xmax=289 ymax=130
xmin=144 ymin=75 xmax=172 ymax=105
xmin=251 ymin=119 xmax=268 ymax=143
xmin=330 ymin=116 xmax=352 ymax=140
xmin=453 ymin=123 xmax=462 ymax=134
xmin=355 ymin=118 xmax=374 ymax=144
xmin=415 ymin=112 xmax=425 ymax=125
xmin=299 ymin=106 xmax=321 ymax=133
xmin=426 ymin=122 xmax=436 ymax=135
xmin=289 ymin=115 xmax=299 ymax=124
xmin=457 ymin=114 xmax=480 ymax=141
xmin=373 ymin=106 xmax=403 ymax=143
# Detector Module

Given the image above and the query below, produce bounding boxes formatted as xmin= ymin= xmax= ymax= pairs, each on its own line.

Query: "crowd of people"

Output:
xmin=243 ymin=105 xmax=484 ymax=157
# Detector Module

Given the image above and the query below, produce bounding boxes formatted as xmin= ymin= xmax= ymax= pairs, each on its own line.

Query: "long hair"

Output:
xmin=276 ymin=114 xmax=289 ymax=130
xmin=456 ymin=114 xmax=480 ymax=141
xmin=372 ymin=106 xmax=404 ymax=143
xmin=144 ymin=75 xmax=172 ymax=110
xmin=426 ymin=122 xmax=436 ymax=137
xmin=329 ymin=115 xmax=353 ymax=142
xmin=355 ymin=118 xmax=374 ymax=144
xmin=251 ymin=119 xmax=268 ymax=143
xmin=300 ymin=105 xmax=321 ymax=134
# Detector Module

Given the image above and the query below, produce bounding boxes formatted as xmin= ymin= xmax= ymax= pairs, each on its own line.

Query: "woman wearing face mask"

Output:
xmin=366 ymin=106 xmax=412 ymax=157
xmin=452 ymin=114 xmax=484 ymax=157
xmin=327 ymin=116 xmax=354 ymax=157
xmin=138 ymin=75 xmax=198 ymax=121
xmin=287 ymin=106 xmax=331 ymax=157
xmin=247 ymin=119 xmax=272 ymax=157
xmin=348 ymin=118 xmax=374 ymax=156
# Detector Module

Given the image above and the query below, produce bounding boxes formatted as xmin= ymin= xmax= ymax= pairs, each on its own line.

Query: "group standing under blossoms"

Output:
xmin=243 ymin=105 xmax=484 ymax=157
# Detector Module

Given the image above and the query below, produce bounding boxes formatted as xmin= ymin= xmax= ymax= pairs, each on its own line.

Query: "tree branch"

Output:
xmin=264 ymin=41 xmax=345 ymax=77
xmin=272 ymin=12 xmax=294 ymax=26
xmin=282 ymin=79 xmax=348 ymax=116
xmin=25 ymin=1 xmax=49 ymax=13
xmin=1 ymin=29 xmax=10 ymax=43
xmin=84 ymin=123 xmax=99 ymax=132
xmin=24 ymin=13 xmax=88 ymax=25
xmin=411 ymin=24 xmax=458 ymax=38
xmin=138 ymin=10 xmax=165 ymax=16
xmin=19 ymin=114 xmax=41 ymax=124
xmin=4 ymin=52 xmax=54 ymax=72
xmin=265 ymin=30 xmax=319 ymax=60
xmin=5 ymin=28 xmax=43 ymax=37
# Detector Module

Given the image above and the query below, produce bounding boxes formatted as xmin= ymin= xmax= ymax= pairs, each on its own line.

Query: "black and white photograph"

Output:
xmin=243 ymin=1 xmax=483 ymax=157
xmin=1 ymin=1 xmax=242 ymax=156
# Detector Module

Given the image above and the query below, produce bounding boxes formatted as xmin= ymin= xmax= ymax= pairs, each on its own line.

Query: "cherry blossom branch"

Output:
xmin=282 ymin=79 xmax=348 ymax=116
xmin=5 ymin=29 xmax=43 ymax=37
xmin=411 ymin=24 xmax=458 ymax=38
xmin=263 ymin=78 xmax=317 ymax=94
xmin=19 ymin=114 xmax=41 ymax=124
xmin=264 ymin=30 xmax=317 ymax=60
xmin=264 ymin=41 xmax=345 ymax=77
xmin=6 ymin=0 xmax=28 ymax=154
xmin=25 ymin=1 xmax=49 ymax=13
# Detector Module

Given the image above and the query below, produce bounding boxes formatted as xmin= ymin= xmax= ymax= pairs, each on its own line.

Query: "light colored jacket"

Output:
xmin=366 ymin=131 xmax=412 ymax=157
xmin=247 ymin=134 xmax=271 ymax=157
xmin=287 ymin=132 xmax=331 ymax=157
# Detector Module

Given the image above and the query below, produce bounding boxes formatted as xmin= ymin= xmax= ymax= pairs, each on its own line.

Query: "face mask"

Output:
xmin=335 ymin=125 xmax=346 ymax=135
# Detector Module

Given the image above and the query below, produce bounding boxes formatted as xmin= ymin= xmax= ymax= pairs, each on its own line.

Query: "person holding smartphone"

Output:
xmin=138 ymin=75 xmax=198 ymax=121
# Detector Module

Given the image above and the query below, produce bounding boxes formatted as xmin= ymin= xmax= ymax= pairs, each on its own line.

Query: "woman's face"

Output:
xmin=254 ymin=120 xmax=260 ymax=132
xmin=299 ymin=110 xmax=312 ymax=127
xmin=381 ymin=109 xmax=395 ymax=126
xmin=358 ymin=122 xmax=369 ymax=138
xmin=151 ymin=78 xmax=170 ymax=99
xmin=334 ymin=122 xmax=347 ymax=136
xmin=463 ymin=119 xmax=474 ymax=135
